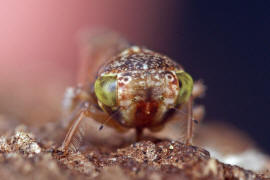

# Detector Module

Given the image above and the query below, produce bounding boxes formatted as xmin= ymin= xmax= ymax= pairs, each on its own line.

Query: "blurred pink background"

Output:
xmin=0 ymin=1 xmax=186 ymax=124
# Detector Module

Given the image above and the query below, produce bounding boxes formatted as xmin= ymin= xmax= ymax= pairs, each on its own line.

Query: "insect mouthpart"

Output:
xmin=134 ymin=99 xmax=159 ymax=126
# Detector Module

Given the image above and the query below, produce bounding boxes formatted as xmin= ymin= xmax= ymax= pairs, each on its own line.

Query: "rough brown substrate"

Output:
xmin=0 ymin=126 xmax=268 ymax=180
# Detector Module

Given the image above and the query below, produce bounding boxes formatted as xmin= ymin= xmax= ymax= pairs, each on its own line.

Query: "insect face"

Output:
xmin=94 ymin=47 xmax=194 ymax=129
xmin=116 ymin=70 xmax=180 ymax=128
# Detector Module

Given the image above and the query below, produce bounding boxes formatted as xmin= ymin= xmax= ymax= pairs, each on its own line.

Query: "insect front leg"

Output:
xmin=60 ymin=105 xmax=89 ymax=152
xmin=186 ymin=97 xmax=194 ymax=145
xmin=185 ymin=81 xmax=206 ymax=145
xmin=192 ymin=80 xmax=206 ymax=99
xmin=61 ymin=85 xmax=92 ymax=126
xmin=60 ymin=101 xmax=110 ymax=153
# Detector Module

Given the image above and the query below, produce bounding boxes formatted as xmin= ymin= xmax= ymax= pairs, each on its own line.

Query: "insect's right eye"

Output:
xmin=94 ymin=74 xmax=117 ymax=107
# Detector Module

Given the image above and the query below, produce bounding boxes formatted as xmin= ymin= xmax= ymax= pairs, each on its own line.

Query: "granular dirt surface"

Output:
xmin=0 ymin=122 xmax=268 ymax=180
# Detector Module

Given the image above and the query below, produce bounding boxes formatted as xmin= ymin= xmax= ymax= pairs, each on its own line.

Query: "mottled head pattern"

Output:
xmin=99 ymin=46 xmax=182 ymax=75
xmin=95 ymin=46 xmax=191 ymax=128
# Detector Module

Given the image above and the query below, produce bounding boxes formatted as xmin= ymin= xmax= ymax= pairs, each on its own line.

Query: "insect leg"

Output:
xmin=60 ymin=109 xmax=87 ymax=153
xmin=186 ymin=96 xmax=194 ymax=145
xmin=185 ymin=81 xmax=205 ymax=144
xmin=192 ymin=81 xmax=206 ymax=98
xmin=60 ymin=101 xmax=109 ymax=153
xmin=192 ymin=80 xmax=206 ymax=123
xmin=193 ymin=105 xmax=205 ymax=124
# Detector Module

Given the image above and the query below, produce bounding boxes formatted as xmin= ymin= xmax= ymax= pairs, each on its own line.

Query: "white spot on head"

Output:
xmin=165 ymin=73 xmax=175 ymax=82
xmin=119 ymin=100 xmax=131 ymax=107
xmin=123 ymin=76 xmax=131 ymax=83
xmin=120 ymin=49 xmax=130 ymax=56
xmin=131 ymin=46 xmax=140 ymax=52
xmin=163 ymin=98 xmax=175 ymax=105
xmin=155 ymin=82 xmax=161 ymax=86
xmin=154 ymin=74 xmax=160 ymax=80
xmin=143 ymin=64 xmax=148 ymax=70
xmin=118 ymin=73 xmax=132 ymax=84
xmin=171 ymin=85 xmax=178 ymax=91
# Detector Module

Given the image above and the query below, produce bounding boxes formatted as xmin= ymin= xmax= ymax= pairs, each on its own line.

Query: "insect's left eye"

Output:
xmin=175 ymin=71 xmax=193 ymax=105
xmin=94 ymin=74 xmax=117 ymax=107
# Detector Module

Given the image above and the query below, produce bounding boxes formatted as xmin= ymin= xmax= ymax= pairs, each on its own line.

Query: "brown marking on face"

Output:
xmin=118 ymin=82 xmax=124 ymax=87
xmin=135 ymin=100 xmax=159 ymax=127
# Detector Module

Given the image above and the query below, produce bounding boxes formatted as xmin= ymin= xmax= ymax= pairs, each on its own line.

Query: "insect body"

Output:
xmin=61 ymin=32 xmax=204 ymax=152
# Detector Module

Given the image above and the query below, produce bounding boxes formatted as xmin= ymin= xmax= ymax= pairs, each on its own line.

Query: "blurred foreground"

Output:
xmin=0 ymin=115 xmax=269 ymax=179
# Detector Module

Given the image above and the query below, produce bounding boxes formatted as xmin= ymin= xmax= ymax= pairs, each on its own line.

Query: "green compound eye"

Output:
xmin=94 ymin=74 xmax=117 ymax=107
xmin=175 ymin=70 xmax=193 ymax=105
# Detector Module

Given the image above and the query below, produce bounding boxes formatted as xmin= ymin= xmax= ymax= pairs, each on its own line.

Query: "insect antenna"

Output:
xmin=98 ymin=102 xmax=134 ymax=130
xmin=172 ymin=107 xmax=187 ymax=116
xmin=98 ymin=108 xmax=121 ymax=131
